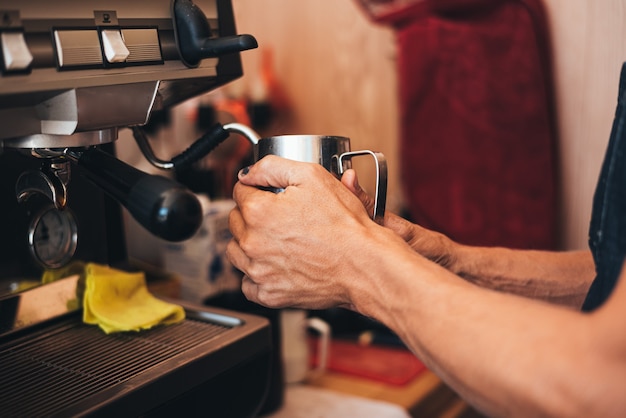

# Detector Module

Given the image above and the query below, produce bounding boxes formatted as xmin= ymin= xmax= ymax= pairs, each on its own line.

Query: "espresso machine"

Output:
xmin=0 ymin=1 xmax=275 ymax=416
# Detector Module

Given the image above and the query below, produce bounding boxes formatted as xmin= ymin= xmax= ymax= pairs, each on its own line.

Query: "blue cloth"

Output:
xmin=582 ymin=62 xmax=626 ymax=311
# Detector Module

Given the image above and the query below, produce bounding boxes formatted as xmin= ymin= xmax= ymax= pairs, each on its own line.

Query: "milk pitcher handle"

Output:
xmin=338 ymin=151 xmax=387 ymax=225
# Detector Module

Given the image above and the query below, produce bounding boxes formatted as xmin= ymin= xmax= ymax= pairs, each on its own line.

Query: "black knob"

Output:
xmin=172 ymin=0 xmax=258 ymax=68
xmin=76 ymin=147 xmax=202 ymax=242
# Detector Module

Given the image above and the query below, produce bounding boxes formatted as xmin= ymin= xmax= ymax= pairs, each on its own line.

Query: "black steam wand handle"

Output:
xmin=71 ymin=147 xmax=202 ymax=242
xmin=131 ymin=123 xmax=231 ymax=170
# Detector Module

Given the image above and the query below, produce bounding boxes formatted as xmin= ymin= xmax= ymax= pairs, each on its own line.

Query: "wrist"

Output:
xmin=345 ymin=224 xmax=413 ymax=317
xmin=414 ymin=227 xmax=462 ymax=272
xmin=445 ymin=239 xmax=468 ymax=275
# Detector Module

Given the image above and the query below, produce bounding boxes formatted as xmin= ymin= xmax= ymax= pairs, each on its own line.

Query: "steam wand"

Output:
xmin=130 ymin=123 xmax=235 ymax=170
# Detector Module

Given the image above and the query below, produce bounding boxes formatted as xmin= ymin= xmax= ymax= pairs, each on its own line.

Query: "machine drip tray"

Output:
xmin=0 ymin=305 xmax=272 ymax=417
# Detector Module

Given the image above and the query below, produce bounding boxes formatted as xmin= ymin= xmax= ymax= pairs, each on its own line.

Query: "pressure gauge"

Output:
xmin=28 ymin=205 xmax=78 ymax=269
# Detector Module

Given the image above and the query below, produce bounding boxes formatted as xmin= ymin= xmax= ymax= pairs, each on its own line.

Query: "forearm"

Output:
xmin=450 ymin=246 xmax=595 ymax=308
xmin=230 ymin=158 xmax=623 ymax=416
xmin=353 ymin=232 xmax=622 ymax=417
xmin=384 ymin=212 xmax=596 ymax=308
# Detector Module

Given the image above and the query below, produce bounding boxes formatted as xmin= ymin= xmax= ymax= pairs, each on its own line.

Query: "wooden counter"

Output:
xmin=305 ymin=356 xmax=484 ymax=418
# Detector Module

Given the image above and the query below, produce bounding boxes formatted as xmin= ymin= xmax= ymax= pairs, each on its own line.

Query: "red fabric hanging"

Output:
xmin=357 ymin=0 xmax=558 ymax=249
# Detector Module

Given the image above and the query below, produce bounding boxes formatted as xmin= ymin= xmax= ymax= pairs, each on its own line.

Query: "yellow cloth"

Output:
xmin=82 ymin=263 xmax=185 ymax=334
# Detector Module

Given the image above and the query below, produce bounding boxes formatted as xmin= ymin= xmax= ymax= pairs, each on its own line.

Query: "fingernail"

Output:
xmin=239 ymin=166 xmax=251 ymax=177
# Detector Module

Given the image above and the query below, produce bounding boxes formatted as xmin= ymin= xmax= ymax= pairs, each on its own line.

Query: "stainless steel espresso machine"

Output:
xmin=0 ymin=1 xmax=274 ymax=416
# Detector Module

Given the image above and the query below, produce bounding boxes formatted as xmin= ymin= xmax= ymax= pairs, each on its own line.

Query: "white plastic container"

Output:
xmin=162 ymin=196 xmax=240 ymax=303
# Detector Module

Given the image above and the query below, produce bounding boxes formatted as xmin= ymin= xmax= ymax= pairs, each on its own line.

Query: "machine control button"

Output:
xmin=54 ymin=30 xmax=103 ymax=68
xmin=121 ymin=29 xmax=162 ymax=63
xmin=1 ymin=31 xmax=33 ymax=71
xmin=101 ymin=29 xmax=129 ymax=63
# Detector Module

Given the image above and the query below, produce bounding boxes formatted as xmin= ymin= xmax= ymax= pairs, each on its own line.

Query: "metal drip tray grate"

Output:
xmin=0 ymin=314 xmax=232 ymax=417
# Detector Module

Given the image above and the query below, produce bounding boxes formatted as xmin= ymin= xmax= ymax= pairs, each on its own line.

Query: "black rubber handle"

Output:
xmin=171 ymin=123 xmax=231 ymax=169
xmin=77 ymin=148 xmax=202 ymax=242
xmin=172 ymin=0 xmax=258 ymax=67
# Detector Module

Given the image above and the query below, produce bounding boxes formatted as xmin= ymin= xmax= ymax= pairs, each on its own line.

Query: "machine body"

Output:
xmin=0 ymin=1 xmax=273 ymax=416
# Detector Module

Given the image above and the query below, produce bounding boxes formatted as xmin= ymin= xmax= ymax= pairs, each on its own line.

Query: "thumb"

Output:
xmin=341 ymin=169 xmax=375 ymax=217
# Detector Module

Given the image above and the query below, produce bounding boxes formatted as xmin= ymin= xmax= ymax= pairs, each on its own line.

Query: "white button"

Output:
xmin=1 ymin=31 xmax=33 ymax=71
xmin=101 ymin=29 xmax=130 ymax=63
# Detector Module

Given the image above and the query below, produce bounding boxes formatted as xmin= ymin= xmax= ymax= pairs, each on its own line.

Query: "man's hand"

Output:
xmin=227 ymin=156 xmax=393 ymax=310
xmin=341 ymin=169 xmax=458 ymax=269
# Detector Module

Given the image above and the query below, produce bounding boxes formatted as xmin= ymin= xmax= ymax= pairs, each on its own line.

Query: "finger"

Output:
xmin=232 ymin=179 xmax=265 ymax=210
xmin=340 ymin=168 xmax=359 ymax=193
xmin=241 ymin=275 xmax=261 ymax=304
xmin=231 ymin=181 xmax=275 ymax=231
xmin=237 ymin=155 xmax=325 ymax=190
xmin=384 ymin=211 xmax=417 ymax=241
xmin=228 ymin=205 xmax=245 ymax=242
xmin=226 ymin=238 xmax=251 ymax=276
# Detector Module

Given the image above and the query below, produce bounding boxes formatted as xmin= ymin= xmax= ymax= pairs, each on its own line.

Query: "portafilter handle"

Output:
xmin=68 ymin=147 xmax=202 ymax=242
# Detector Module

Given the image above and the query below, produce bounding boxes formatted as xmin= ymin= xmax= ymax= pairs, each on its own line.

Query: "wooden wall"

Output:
xmin=229 ymin=0 xmax=401 ymax=211
xmin=543 ymin=0 xmax=626 ymax=249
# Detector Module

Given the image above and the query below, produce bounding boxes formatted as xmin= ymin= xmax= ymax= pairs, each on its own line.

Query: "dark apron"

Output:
xmin=582 ymin=62 xmax=626 ymax=311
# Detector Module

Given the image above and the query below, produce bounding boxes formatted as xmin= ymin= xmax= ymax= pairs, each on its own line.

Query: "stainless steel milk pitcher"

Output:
xmin=223 ymin=123 xmax=387 ymax=225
